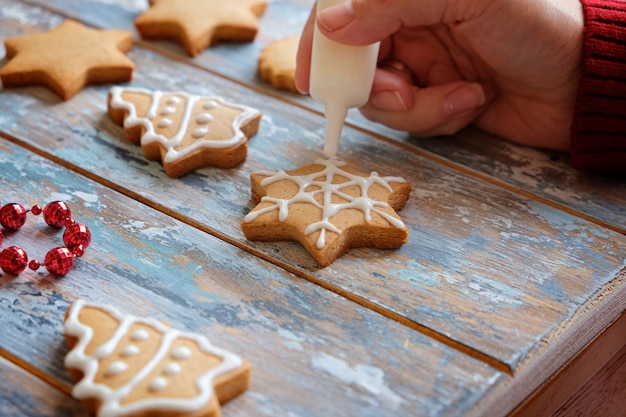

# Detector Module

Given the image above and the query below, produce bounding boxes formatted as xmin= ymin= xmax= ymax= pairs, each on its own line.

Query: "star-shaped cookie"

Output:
xmin=258 ymin=35 xmax=300 ymax=92
xmin=242 ymin=159 xmax=412 ymax=266
xmin=108 ymin=86 xmax=262 ymax=177
xmin=0 ymin=20 xmax=134 ymax=100
xmin=135 ymin=0 xmax=268 ymax=57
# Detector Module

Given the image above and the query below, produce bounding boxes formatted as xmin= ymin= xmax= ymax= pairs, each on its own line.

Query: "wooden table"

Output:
xmin=1 ymin=1 xmax=624 ymax=416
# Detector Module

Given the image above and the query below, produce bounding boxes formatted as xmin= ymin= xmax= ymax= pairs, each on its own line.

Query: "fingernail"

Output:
xmin=318 ymin=1 xmax=355 ymax=32
xmin=444 ymin=83 xmax=485 ymax=117
xmin=372 ymin=91 xmax=409 ymax=112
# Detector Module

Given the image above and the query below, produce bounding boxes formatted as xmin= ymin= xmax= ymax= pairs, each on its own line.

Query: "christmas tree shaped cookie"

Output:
xmin=108 ymin=86 xmax=262 ymax=177
xmin=64 ymin=299 xmax=251 ymax=417
xmin=242 ymin=158 xmax=412 ymax=266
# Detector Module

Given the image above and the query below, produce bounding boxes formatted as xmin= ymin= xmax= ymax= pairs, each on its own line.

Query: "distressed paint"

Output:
xmin=0 ymin=1 xmax=625 ymax=416
xmin=0 ymin=140 xmax=502 ymax=417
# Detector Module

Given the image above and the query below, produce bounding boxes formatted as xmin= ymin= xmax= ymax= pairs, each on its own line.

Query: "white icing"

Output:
xmin=158 ymin=119 xmax=173 ymax=128
xmin=109 ymin=86 xmax=261 ymax=163
xmin=120 ymin=345 xmax=140 ymax=357
xmin=149 ymin=377 xmax=168 ymax=392
xmin=64 ymin=300 xmax=243 ymax=417
xmin=203 ymin=100 xmax=217 ymax=110
xmin=163 ymin=362 xmax=181 ymax=375
xmin=170 ymin=346 xmax=192 ymax=359
xmin=244 ymin=158 xmax=408 ymax=249
xmin=192 ymin=127 xmax=209 ymax=138
xmin=160 ymin=106 xmax=176 ymax=116
xmin=195 ymin=113 xmax=213 ymax=124
xmin=105 ymin=361 xmax=128 ymax=376
xmin=130 ymin=329 xmax=149 ymax=341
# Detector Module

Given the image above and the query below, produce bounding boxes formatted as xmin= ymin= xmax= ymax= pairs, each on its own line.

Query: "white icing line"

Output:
xmin=244 ymin=158 xmax=408 ymax=248
xmin=64 ymin=300 xmax=244 ymax=417
xmin=109 ymin=86 xmax=261 ymax=164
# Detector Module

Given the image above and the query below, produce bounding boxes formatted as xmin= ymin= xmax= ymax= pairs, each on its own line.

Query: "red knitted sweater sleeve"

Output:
xmin=571 ymin=0 xmax=626 ymax=174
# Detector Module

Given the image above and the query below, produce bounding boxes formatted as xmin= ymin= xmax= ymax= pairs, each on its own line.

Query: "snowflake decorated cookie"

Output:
xmin=135 ymin=0 xmax=267 ymax=56
xmin=64 ymin=299 xmax=251 ymax=417
xmin=108 ymin=86 xmax=262 ymax=177
xmin=241 ymin=159 xmax=412 ymax=266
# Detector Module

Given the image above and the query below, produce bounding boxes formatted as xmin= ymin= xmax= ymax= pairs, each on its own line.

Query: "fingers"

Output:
xmin=361 ymin=80 xmax=493 ymax=137
xmin=295 ymin=4 xmax=317 ymax=93
xmin=316 ymin=0 xmax=454 ymax=45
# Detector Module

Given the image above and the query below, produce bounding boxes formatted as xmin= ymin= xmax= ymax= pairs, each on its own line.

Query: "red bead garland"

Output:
xmin=0 ymin=201 xmax=91 ymax=277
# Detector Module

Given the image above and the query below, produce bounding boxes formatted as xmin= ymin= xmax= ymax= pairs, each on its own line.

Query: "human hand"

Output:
xmin=295 ymin=0 xmax=584 ymax=151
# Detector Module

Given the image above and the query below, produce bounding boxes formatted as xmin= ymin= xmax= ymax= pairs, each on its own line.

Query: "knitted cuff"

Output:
xmin=571 ymin=0 xmax=626 ymax=174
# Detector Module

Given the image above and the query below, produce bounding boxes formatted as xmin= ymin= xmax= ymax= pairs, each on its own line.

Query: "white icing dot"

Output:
xmin=163 ymin=362 xmax=181 ymax=375
xmin=195 ymin=113 xmax=213 ymax=124
xmin=149 ymin=377 xmax=168 ymax=392
xmin=192 ymin=128 xmax=209 ymax=138
xmin=120 ymin=345 xmax=140 ymax=357
xmin=202 ymin=100 xmax=217 ymax=110
xmin=171 ymin=346 xmax=192 ymax=359
xmin=130 ymin=329 xmax=150 ymax=341
xmin=158 ymin=118 xmax=173 ymax=128
xmin=160 ymin=106 xmax=176 ymax=116
xmin=166 ymin=96 xmax=180 ymax=104
xmin=105 ymin=361 xmax=128 ymax=376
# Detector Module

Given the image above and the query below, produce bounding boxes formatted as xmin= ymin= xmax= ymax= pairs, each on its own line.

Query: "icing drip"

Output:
xmin=63 ymin=300 xmax=243 ymax=417
xmin=163 ymin=362 xmax=182 ymax=375
xmin=130 ymin=329 xmax=149 ymax=341
xmin=105 ymin=361 xmax=128 ymax=376
xmin=171 ymin=346 xmax=192 ymax=359
xmin=244 ymin=158 xmax=408 ymax=249
xmin=196 ymin=113 xmax=213 ymax=124
xmin=109 ymin=86 xmax=261 ymax=164
xmin=149 ymin=377 xmax=168 ymax=392
xmin=120 ymin=345 xmax=140 ymax=357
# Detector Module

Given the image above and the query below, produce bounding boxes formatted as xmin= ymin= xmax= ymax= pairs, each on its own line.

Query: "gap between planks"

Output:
xmin=0 ymin=130 xmax=514 ymax=376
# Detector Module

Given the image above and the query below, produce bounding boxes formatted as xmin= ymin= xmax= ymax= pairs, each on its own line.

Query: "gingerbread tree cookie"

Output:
xmin=108 ymin=86 xmax=262 ymax=177
xmin=0 ymin=20 xmax=134 ymax=100
xmin=64 ymin=299 xmax=251 ymax=417
xmin=135 ymin=0 xmax=268 ymax=57
xmin=242 ymin=159 xmax=412 ymax=266
xmin=258 ymin=35 xmax=300 ymax=93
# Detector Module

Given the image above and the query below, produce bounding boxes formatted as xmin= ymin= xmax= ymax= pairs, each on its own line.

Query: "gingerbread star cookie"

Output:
xmin=64 ymin=299 xmax=251 ymax=417
xmin=0 ymin=20 xmax=134 ymax=100
xmin=258 ymin=35 xmax=300 ymax=92
xmin=108 ymin=86 xmax=262 ymax=177
xmin=135 ymin=0 xmax=268 ymax=57
xmin=242 ymin=158 xmax=412 ymax=266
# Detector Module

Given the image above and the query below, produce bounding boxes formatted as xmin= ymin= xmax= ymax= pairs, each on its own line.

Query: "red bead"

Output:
xmin=28 ymin=259 xmax=41 ymax=271
xmin=0 ymin=246 xmax=28 ymax=275
xmin=43 ymin=201 xmax=71 ymax=228
xmin=0 ymin=203 xmax=27 ymax=230
xmin=44 ymin=247 xmax=74 ymax=276
xmin=63 ymin=223 xmax=91 ymax=255
xmin=30 ymin=205 xmax=43 ymax=215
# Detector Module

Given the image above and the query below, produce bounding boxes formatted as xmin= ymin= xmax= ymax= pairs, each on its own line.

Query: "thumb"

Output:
xmin=316 ymin=0 xmax=455 ymax=45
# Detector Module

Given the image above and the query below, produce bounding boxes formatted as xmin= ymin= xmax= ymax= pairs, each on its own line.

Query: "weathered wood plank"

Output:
xmin=19 ymin=0 xmax=626 ymax=232
xmin=0 ymin=140 xmax=505 ymax=417
xmin=0 ymin=1 xmax=625 ymax=376
xmin=0 ymin=356 xmax=86 ymax=417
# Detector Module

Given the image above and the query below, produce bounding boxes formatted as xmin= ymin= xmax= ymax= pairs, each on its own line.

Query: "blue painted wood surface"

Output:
xmin=0 ymin=1 xmax=625 ymax=416
xmin=0 ymin=140 xmax=503 ymax=417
